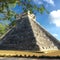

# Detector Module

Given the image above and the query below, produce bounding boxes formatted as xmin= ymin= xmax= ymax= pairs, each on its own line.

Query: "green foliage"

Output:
xmin=0 ymin=0 xmax=17 ymax=21
xmin=0 ymin=0 xmax=49 ymax=25
xmin=0 ymin=24 xmax=6 ymax=36
xmin=9 ymin=20 xmax=16 ymax=27
xmin=0 ymin=0 xmax=48 ymax=20
xmin=39 ymin=5 xmax=45 ymax=14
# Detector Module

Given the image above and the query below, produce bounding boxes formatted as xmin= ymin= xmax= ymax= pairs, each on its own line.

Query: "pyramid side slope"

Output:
xmin=32 ymin=20 xmax=60 ymax=49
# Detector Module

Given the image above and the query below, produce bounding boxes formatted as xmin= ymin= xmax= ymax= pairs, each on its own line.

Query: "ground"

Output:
xmin=0 ymin=57 xmax=60 ymax=60
xmin=0 ymin=50 xmax=60 ymax=57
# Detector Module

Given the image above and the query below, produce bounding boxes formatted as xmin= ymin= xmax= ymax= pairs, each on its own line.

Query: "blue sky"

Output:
xmin=13 ymin=0 xmax=60 ymax=40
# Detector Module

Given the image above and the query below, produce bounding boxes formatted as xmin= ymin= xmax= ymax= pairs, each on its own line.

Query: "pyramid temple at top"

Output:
xmin=0 ymin=11 xmax=60 ymax=51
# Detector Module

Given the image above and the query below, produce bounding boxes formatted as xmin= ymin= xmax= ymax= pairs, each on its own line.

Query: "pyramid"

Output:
xmin=0 ymin=11 xmax=60 ymax=51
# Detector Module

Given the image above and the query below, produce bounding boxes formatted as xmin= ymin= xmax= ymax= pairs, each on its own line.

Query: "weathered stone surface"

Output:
xmin=0 ymin=11 xmax=60 ymax=51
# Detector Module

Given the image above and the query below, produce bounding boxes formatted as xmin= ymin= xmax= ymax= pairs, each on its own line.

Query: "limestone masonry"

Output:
xmin=0 ymin=11 xmax=60 ymax=51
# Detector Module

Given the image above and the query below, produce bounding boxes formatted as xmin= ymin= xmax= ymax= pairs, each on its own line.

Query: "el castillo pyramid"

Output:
xmin=0 ymin=11 xmax=60 ymax=51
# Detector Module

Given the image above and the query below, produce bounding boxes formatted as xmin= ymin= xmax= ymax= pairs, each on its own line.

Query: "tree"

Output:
xmin=0 ymin=24 xmax=7 ymax=36
xmin=0 ymin=0 xmax=48 ymax=21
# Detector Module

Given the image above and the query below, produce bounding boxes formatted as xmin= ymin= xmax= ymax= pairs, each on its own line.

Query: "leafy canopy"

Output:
xmin=0 ymin=24 xmax=7 ymax=36
xmin=0 ymin=0 xmax=48 ymax=21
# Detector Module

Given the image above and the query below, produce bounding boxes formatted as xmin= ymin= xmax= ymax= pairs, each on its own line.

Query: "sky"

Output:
xmin=13 ymin=0 xmax=60 ymax=40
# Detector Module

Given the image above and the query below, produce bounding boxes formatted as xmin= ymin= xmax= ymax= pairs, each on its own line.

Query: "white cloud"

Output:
xmin=33 ymin=0 xmax=42 ymax=5
xmin=43 ymin=0 xmax=55 ymax=6
xmin=33 ymin=0 xmax=55 ymax=6
xmin=50 ymin=10 xmax=60 ymax=27
xmin=53 ymin=34 xmax=58 ymax=37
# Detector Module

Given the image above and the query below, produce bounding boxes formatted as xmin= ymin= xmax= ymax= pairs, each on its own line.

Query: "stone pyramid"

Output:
xmin=0 ymin=11 xmax=60 ymax=51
